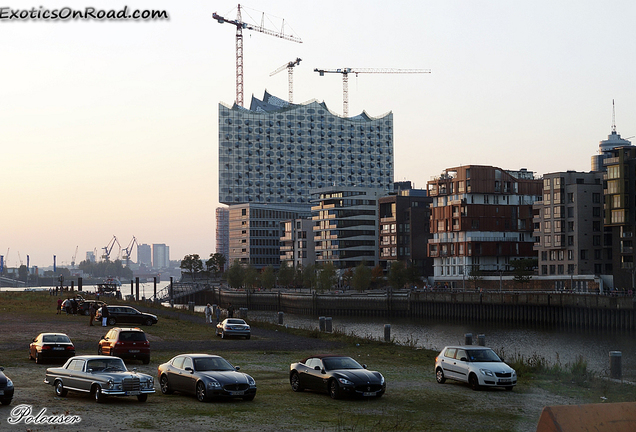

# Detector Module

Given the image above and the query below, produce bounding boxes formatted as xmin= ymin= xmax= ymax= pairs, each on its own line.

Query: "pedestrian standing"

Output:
xmin=205 ymin=303 xmax=212 ymax=324
xmin=227 ymin=302 xmax=235 ymax=318
xmin=101 ymin=304 xmax=109 ymax=327
xmin=214 ymin=304 xmax=221 ymax=323
xmin=56 ymin=298 xmax=63 ymax=315
xmin=89 ymin=303 xmax=96 ymax=326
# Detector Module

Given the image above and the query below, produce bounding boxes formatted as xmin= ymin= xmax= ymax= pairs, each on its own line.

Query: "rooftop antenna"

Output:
xmin=612 ymin=99 xmax=616 ymax=133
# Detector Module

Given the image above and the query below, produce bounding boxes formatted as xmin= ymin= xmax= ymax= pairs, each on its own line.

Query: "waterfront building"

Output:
xmin=603 ymin=146 xmax=636 ymax=289
xmin=85 ymin=251 xmax=96 ymax=263
xmin=378 ymin=183 xmax=433 ymax=279
xmin=215 ymin=207 xmax=230 ymax=270
xmin=427 ymin=165 xmax=542 ymax=286
xmin=591 ymin=104 xmax=632 ymax=172
xmin=152 ymin=244 xmax=170 ymax=270
xmin=279 ymin=218 xmax=315 ymax=269
xmin=533 ymin=171 xmax=609 ymax=289
xmin=137 ymin=244 xmax=152 ymax=267
xmin=312 ymin=186 xmax=385 ymax=269
xmin=218 ymin=91 xmax=394 ymax=205
xmin=228 ymin=203 xmax=311 ymax=268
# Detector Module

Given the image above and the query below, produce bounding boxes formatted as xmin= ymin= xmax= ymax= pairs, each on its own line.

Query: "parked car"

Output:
xmin=78 ymin=300 xmax=105 ymax=316
xmin=29 ymin=333 xmax=75 ymax=364
xmin=0 ymin=367 xmax=14 ymax=405
xmin=216 ymin=318 xmax=250 ymax=339
xmin=98 ymin=327 xmax=150 ymax=364
xmin=95 ymin=305 xmax=158 ymax=326
xmin=44 ymin=355 xmax=154 ymax=403
xmin=289 ymin=355 xmax=385 ymax=399
xmin=157 ymin=354 xmax=256 ymax=402
xmin=435 ymin=346 xmax=517 ymax=391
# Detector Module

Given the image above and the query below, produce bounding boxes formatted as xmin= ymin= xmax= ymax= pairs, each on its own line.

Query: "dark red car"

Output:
xmin=98 ymin=327 xmax=150 ymax=364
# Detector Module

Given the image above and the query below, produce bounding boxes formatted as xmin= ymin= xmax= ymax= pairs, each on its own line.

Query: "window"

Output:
xmin=568 ymin=236 xmax=574 ymax=246
xmin=580 ymin=250 xmax=588 ymax=260
xmin=594 ymin=249 xmax=602 ymax=260
xmin=542 ymin=265 xmax=548 ymax=275
xmin=544 ymin=221 xmax=551 ymax=233
xmin=568 ymin=221 xmax=574 ymax=232
xmin=593 ymin=221 xmax=601 ymax=232
xmin=549 ymin=265 xmax=556 ymax=275
xmin=593 ymin=207 xmax=601 ymax=217
xmin=558 ymin=265 xmax=564 ymax=275
xmin=567 ymin=193 xmax=574 ymax=203
xmin=544 ymin=207 xmax=551 ymax=218
xmin=568 ymin=250 xmax=573 ymax=260
xmin=543 ymin=178 xmax=551 ymax=189
xmin=607 ymin=180 xmax=619 ymax=194
xmin=592 ymin=193 xmax=601 ymax=203
xmin=543 ymin=192 xmax=551 ymax=204
xmin=612 ymin=210 xmax=625 ymax=224
xmin=567 ymin=207 xmax=574 ymax=218
xmin=541 ymin=251 xmax=548 ymax=261
xmin=593 ymin=235 xmax=601 ymax=246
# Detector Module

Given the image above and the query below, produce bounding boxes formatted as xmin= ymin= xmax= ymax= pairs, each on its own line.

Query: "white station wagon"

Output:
xmin=435 ymin=346 xmax=517 ymax=391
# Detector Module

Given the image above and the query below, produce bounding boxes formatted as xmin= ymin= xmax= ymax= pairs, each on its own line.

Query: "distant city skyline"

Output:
xmin=3 ymin=0 xmax=636 ymax=267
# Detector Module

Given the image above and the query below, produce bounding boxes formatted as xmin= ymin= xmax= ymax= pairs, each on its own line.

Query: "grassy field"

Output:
xmin=0 ymin=291 xmax=634 ymax=431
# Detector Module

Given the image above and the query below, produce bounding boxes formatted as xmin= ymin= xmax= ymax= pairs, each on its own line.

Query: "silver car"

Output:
xmin=216 ymin=318 xmax=251 ymax=339
xmin=44 ymin=355 xmax=155 ymax=402
xmin=435 ymin=346 xmax=517 ymax=391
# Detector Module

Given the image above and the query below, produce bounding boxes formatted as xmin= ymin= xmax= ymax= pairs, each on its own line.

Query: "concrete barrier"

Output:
xmin=536 ymin=401 xmax=636 ymax=432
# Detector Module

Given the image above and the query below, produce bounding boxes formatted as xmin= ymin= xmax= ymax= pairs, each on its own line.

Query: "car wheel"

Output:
xmin=142 ymin=356 xmax=150 ymax=365
xmin=35 ymin=352 xmax=42 ymax=364
xmin=435 ymin=368 xmax=446 ymax=384
xmin=137 ymin=394 xmax=148 ymax=402
xmin=145 ymin=318 xmax=153 ymax=326
xmin=0 ymin=399 xmax=10 ymax=405
xmin=107 ymin=317 xmax=116 ymax=326
xmin=329 ymin=379 xmax=340 ymax=399
xmin=29 ymin=349 xmax=33 ymax=361
xmin=94 ymin=385 xmax=107 ymax=403
xmin=245 ymin=334 xmax=251 ymax=340
xmin=243 ymin=394 xmax=255 ymax=401
xmin=469 ymin=374 xmax=480 ymax=391
xmin=196 ymin=381 xmax=207 ymax=402
xmin=290 ymin=372 xmax=304 ymax=392
xmin=54 ymin=380 xmax=68 ymax=397
xmin=98 ymin=346 xmax=103 ymax=355
xmin=160 ymin=375 xmax=173 ymax=395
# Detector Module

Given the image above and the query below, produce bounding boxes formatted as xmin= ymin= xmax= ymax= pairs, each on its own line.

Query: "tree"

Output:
xmin=342 ymin=268 xmax=354 ymax=290
xmin=302 ymin=264 xmax=317 ymax=290
xmin=388 ymin=260 xmax=407 ymax=291
xmin=371 ymin=264 xmax=384 ymax=288
xmin=318 ymin=262 xmax=337 ymax=292
xmin=226 ymin=259 xmax=244 ymax=289
xmin=352 ymin=262 xmax=371 ymax=291
xmin=511 ymin=258 xmax=537 ymax=291
xmin=180 ymin=254 xmax=203 ymax=281
xmin=277 ymin=261 xmax=294 ymax=288
xmin=243 ymin=265 xmax=259 ymax=290
xmin=18 ymin=264 xmax=28 ymax=282
xmin=405 ymin=262 xmax=421 ymax=288
xmin=468 ymin=265 xmax=483 ymax=290
xmin=206 ymin=253 xmax=227 ymax=278
xmin=261 ymin=266 xmax=276 ymax=290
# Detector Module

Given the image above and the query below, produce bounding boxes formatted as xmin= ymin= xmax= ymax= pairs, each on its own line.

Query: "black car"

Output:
xmin=96 ymin=305 xmax=158 ymax=326
xmin=157 ymin=354 xmax=256 ymax=402
xmin=0 ymin=367 xmax=14 ymax=405
xmin=78 ymin=300 xmax=105 ymax=316
xmin=29 ymin=333 xmax=76 ymax=364
xmin=289 ymin=355 xmax=385 ymax=399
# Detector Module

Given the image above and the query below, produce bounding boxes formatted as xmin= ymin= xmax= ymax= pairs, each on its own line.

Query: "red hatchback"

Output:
xmin=98 ymin=327 xmax=150 ymax=364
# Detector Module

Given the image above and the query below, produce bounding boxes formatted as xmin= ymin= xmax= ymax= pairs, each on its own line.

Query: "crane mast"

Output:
xmin=270 ymin=57 xmax=302 ymax=102
xmin=314 ymin=67 xmax=431 ymax=118
xmin=213 ymin=4 xmax=302 ymax=107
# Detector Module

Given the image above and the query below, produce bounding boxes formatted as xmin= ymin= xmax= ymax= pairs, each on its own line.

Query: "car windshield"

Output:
xmin=323 ymin=357 xmax=363 ymax=371
xmin=87 ymin=358 xmax=127 ymax=372
xmin=194 ymin=357 xmax=235 ymax=372
xmin=466 ymin=349 xmax=502 ymax=362
xmin=226 ymin=319 xmax=246 ymax=325
xmin=43 ymin=335 xmax=71 ymax=343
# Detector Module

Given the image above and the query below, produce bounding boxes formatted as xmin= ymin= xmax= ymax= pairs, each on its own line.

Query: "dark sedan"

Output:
xmin=96 ymin=305 xmax=158 ymax=326
xmin=0 ymin=367 xmax=14 ymax=405
xmin=157 ymin=354 xmax=256 ymax=402
xmin=29 ymin=333 xmax=75 ymax=364
xmin=78 ymin=300 xmax=105 ymax=316
xmin=289 ymin=355 xmax=385 ymax=399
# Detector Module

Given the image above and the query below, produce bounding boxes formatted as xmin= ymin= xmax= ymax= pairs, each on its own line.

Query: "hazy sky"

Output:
xmin=2 ymin=0 xmax=635 ymax=268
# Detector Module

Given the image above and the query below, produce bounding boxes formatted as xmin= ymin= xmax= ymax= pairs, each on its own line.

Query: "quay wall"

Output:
xmin=201 ymin=288 xmax=636 ymax=331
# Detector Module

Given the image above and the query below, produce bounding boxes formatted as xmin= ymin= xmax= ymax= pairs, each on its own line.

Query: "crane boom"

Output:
xmin=270 ymin=57 xmax=302 ymax=102
xmin=213 ymin=4 xmax=302 ymax=107
xmin=314 ymin=67 xmax=431 ymax=117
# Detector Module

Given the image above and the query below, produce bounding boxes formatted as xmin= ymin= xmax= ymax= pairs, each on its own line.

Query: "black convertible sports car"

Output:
xmin=289 ymin=354 xmax=385 ymax=399
xmin=157 ymin=354 xmax=256 ymax=402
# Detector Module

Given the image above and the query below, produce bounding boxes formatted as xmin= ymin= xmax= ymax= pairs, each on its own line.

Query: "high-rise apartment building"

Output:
xmin=280 ymin=218 xmax=315 ymax=269
xmin=137 ymin=244 xmax=152 ymax=267
xmin=215 ymin=207 xmax=230 ymax=270
xmin=427 ymin=166 xmax=542 ymax=283
xmin=152 ymin=244 xmax=169 ymax=269
xmin=533 ymin=171 xmax=609 ymax=282
xmin=218 ymin=91 xmax=394 ymax=205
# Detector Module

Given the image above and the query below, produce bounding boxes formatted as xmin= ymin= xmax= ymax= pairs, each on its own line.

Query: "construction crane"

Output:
xmin=122 ymin=236 xmax=138 ymax=267
xmin=270 ymin=57 xmax=302 ymax=103
xmin=102 ymin=236 xmax=121 ymax=262
xmin=213 ymin=4 xmax=302 ymax=107
xmin=71 ymin=245 xmax=78 ymax=268
xmin=314 ymin=68 xmax=431 ymax=118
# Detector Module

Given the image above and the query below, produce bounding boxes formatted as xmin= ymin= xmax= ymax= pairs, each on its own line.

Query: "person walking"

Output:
xmin=101 ymin=304 xmax=109 ymax=327
xmin=89 ymin=303 xmax=96 ymax=326
xmin=205 ymin=303 xmax=212 ymax=324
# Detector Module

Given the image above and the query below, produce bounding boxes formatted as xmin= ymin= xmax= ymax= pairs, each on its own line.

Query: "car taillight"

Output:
xmin=143 ymin=341 xmax=149 ymax=346
xmin=435 ymin=356 xmax=438 ymax=362
xmin=66 ymin=345 xmax=75 ymax=350
xmin=42 ymin=345 xmax=51 ymax=350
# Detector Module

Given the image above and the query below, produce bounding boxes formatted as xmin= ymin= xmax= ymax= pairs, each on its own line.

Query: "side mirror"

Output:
xmin=185 ymin=367 xmax=194 ymax=373
xmin=460 ymin=357 xmax=467 ymax=362
xmin=321 ymin=369 xmax=326 ymax=374
xmin=314 ymin=366 xmax=321 ymax=371
xmin=0 ymin=367 xmax=4 ymax=371
xmin=235 ymin=366 xmax=241 ymax=371
xmin=363 ymin=364 xmax=368 ymax=369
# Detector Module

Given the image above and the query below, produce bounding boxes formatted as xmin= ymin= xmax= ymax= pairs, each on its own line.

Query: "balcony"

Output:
xmin=621 ymin=247 xmax=634 ymax=254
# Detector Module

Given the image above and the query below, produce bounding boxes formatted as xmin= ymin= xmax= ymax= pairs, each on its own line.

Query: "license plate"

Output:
xmin=499 ymin=379 xmax=511 ymax=384
xmin=363 ymin=392 xmax=376 ymax=396
xmin=53 ymin=347 xmax=64 ymax=351
xmin=129 ymin=350 xmax=140 ymax=353
xmin=126 ymin=391 xmax=141 ymax=396
xmin=230 ymin=391 xmax=244 ymax=396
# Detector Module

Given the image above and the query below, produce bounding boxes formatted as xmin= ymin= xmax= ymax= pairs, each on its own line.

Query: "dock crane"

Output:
xmin=213 ymin=4 xmax=302 ymax=107
xmin=102 ymin=236 xmax=121 ymax=262
xmin=314 ymin=68 xmax=431 ymax=118
xmin=71 ymin=245 xmax=78 ymax=268
xmin=122 ymin=236 xmax=138 ymax=267
xmin=270 ymin=57 xmax=302 ymax=103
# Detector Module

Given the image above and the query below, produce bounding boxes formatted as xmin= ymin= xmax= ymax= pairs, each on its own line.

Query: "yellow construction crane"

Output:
xmin=270 ymin=57 xmax=302 ymax=103
xmin=213 ymin=4 xmax=302 ymax=107
xmin=314 ymin=68 xmax=431 ymax=118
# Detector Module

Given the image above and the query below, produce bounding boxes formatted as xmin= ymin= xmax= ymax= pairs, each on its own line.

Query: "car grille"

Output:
xmin=223 ymin=383 xmax=249 ymax=392
xmin=122 ymin=378 xmax=140 ymax=392
xmin=495 ymin=372 xmax=512 ymax=378
xmin=355 ymin=384 xmax=383 ymax=392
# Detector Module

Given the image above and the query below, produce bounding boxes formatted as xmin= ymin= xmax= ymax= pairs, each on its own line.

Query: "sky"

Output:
xmin=2 ymin=0 xmax=636 ymax=269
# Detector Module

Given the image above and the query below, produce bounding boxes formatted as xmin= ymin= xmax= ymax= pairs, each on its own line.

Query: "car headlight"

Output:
xmin=6 ymin=378 xmax=13 ymax=388
xmin=479 ymin=369 xmax=494 ymax=377
xmin=106 ymin=379 xmax=115 ymax=389
xmin=379 ymin=374 xmax=385 ymax=385
xmin=246 ymin=375 xmax=256 ymax=386
xmin=207 ymin=380 xmax=222 ymax=389
xmin=337 ymin=377 xmax=354 ymax=385
xmin=512 ymin=370 xmax=517 ymax=377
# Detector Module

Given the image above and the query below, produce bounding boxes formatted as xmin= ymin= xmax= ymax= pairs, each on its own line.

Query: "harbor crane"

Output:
xmin=71 ymin=245 xmax=78 ymax=268
xmin=270 ymin=57 xmax=302 ymax=103
xmin=102 ymin=236 xmax=121 ymax=262
xmin=122 ymin=236 xmax=138 ymax=267
xmin=313 ymin=68 xmax=431 ymax=118
xmin=213 ymin=4 xmax=302 ymax=107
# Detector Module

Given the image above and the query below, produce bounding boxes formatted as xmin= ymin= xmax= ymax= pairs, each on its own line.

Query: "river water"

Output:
xmin=7 ymin=285 xmax=635 ymax=381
